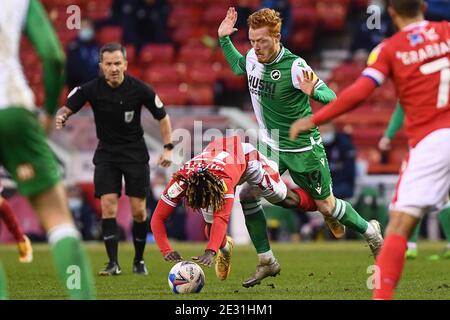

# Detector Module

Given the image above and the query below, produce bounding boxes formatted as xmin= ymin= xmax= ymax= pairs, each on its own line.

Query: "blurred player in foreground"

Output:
xmin=0 ymin=0 xmax=95 ymax=299
xmin=290 ymin=0 xmax=450 ymax=299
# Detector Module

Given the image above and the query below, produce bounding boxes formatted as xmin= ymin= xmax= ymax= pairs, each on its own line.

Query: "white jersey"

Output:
xmin=0 ymin=0 xmax=35 ymax=110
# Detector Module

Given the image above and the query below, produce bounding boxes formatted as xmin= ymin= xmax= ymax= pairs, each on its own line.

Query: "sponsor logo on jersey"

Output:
xmin=270 ymin=69 xmax=281 ymax=80
xmin=167 ymin=181 xmax=185 ymax=199
xmin=367 ymin=44 xmax=383 ymax=66
xmin=248 ymin=75 xmax=277 ymax=99
xmin=124 ymin=111 xmax=135 ymax=123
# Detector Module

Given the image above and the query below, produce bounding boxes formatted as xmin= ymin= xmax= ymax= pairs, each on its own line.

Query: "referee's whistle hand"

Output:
xmin=55 ymin=115 xmax=67 ymax=129
xmin=158 ymin=149 xmax=172 ymax=168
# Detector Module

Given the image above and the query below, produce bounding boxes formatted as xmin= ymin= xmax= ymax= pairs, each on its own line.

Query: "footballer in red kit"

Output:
xmin=290 ymin=0 xmax=450 ymax=300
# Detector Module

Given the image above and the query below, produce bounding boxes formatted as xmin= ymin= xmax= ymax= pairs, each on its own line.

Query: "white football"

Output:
xmin=168 ymin=261 xmax=205 ymax=294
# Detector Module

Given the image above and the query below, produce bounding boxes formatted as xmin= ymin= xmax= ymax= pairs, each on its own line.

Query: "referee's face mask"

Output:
xmin=99 ymin=50 xmax=128 ymax=87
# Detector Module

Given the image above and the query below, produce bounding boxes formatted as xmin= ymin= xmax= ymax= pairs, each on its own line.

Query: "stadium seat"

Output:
xmin=142 ymin=64 xmax=181 ymax=86
xmin=316 ymin=0 xmax=349 ymax=32
xmin=96 ymin=26 xmax=123 ymax=45
xmin=203 ymin=4 xmax=229 ymax=27
xmin=177 ymin=44 xmax=213 ymax=64
xmin=187 ymin=85 xmax=215 ymax=106
xmin=185 ymin=63 xmax=219 ymax=85
xmin=290 ymin=0 xmax=315 ymax=6
xmin=153 ymin=84 xmax=189 ymax=106
xmin=172 ymin=26 xmax=209 ymax=45
xmin=124 ymin=45 xmax=136 ymax=64
xmin=168 ymin=6 xmax=202 ymax=28
xmin=288 ymin=28 xmax=316 ymax=51
xmin=139 ymin=44 xmax=175 ymax=65
xmin=291 ymin=7 xmax=318 ymax=28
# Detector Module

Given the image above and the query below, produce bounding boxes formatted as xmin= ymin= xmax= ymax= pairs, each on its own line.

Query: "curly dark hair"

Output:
xmin=173 ymin=169 xmax=226 ymax=213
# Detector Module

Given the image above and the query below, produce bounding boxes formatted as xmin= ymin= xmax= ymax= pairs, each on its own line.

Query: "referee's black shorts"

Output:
xmin=94 ymin=162 xmax=150 ymax=198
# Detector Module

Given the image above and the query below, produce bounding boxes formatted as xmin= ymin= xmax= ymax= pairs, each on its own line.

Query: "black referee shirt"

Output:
xmin=66 ymin=75 xmax=167 ymax=163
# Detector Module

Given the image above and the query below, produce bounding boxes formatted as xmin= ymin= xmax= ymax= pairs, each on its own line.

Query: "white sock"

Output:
xmin=407 ymin=242 xmax=417 ymax=250
xmin=257 ymin=250 xmax=275 ymax=264
xmin=446 ymin=243 xmax=450 ymax=250
xmin=220 ymin=241 xmax=230 ymax=255
xmin=363 ymin=222 xmax=376 ymax=238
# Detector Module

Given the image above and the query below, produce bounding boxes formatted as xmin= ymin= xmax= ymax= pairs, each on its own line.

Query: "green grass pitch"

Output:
xmin=1 ymin=241 xmax=449 ymax=299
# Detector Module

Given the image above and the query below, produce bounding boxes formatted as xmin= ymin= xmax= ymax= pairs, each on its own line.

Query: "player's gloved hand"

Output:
xmin=164 ymin=251 xmax=183 ymax=263
xmin=192 ymin=249 xmax=216 ymax=267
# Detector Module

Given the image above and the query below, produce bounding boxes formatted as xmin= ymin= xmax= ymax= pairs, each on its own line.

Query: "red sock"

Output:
xmin=0 ymin=200 xmax=25 ymax=242
xmin=292 ymin=188 xmax=317 ymax=211
xmin=373 ymin=234 xmax=407 ymax=300
xmin=203 ymin=225 xmax=227 ymax=249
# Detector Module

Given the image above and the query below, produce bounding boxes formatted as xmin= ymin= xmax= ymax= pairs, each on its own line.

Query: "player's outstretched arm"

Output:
xmin=218 ymin=7 xmax=246 ymax=76
xmin=25 ymin=0 xmax=65 ymax=116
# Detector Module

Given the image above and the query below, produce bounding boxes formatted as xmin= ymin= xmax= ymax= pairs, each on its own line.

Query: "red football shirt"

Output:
xmin=363 ymin=20 xmax=450 ymax=147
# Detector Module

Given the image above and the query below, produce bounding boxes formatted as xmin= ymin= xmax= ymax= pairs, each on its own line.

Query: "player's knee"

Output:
xmin=239 ymin=186 xmax=259 ymax=203
xmin=316 ymin=199 xmax=335 ymax=216
xmin=101 ymin=195 xmax=118 ymax=218
xmin=132 ymin=208 xmax=147 ymax=222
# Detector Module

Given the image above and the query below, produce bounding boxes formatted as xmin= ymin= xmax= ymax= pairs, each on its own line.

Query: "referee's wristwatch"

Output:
xmin=163 ymin=143 xmax=174 ymax=150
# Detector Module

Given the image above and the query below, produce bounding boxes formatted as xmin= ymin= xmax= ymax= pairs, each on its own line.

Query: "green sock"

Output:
xmin=242 ymin=200 xmax=271 ymax=254
xmin=438 ymin=203 xmax=450 ymax=244
xmin=48 ymin=224 xmax=96 ymax=300
xmin=332 ymin=198 xmax=369 ymax=234
xmin=409 ymin=222 xmax=421 ymax=243
xmin=0 ymin=262 xmax=8 ymax=300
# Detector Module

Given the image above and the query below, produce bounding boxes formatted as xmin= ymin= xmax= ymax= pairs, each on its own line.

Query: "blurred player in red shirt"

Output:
xmin=290 ymin=0 xmax=450 ymax=299
xmin=0 ymin=182 xmax=33 ymax=263
xmin=150 ymin=135 xmax=317 ymax=281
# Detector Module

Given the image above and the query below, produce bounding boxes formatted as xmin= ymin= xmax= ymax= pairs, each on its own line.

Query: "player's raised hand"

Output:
xmin=298 ymin=70 xmax=318 ymax=97
xmin=55 ymin=113 xmax=68 ymax=129
xmin=378 ymin=137 xmax=392 ymax=151
xmin=164 ymin=251 xmax=183 ymax=263
xmin=218 ymin=7 xmax=238 ymax=38
xmin=289 ymin=116 xmax=315 ymax=141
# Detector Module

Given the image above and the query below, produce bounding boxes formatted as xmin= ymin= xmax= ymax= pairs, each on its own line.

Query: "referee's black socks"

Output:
xmin=132 ymin=220 xmax=148 ymax=262
xmin=102 ymin=218 xmax=119 ymax=263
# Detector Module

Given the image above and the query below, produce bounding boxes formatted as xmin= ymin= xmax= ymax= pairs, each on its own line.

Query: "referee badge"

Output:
xmin=124 ymin=111 xmax=135 ymax=123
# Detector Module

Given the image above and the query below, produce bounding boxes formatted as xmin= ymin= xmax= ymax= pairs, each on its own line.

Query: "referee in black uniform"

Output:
xmin=55 ymin=43 xmax=173 ymax=276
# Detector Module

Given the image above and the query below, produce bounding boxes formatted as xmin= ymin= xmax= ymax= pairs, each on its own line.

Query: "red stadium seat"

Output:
xmin=290 ymin=0 xmax=315 ymax=6
xmin=139 ymin=44 xmax=175 ymax=65
xmin=185 ymin=63 xmax=219 ymax=85
xmin=177 ymin=44 xmax=213 ymax=63
xmin=124 ymin=45 xmax=136 ymax=64
xmin=288 ymin=28 xmax=316 ymax=51
xmin=142 ymin=64 xmax=181 ymax=86
xmin=187 ymin=85 xmax=215 ymax=106
xmin=316 ymin=0 xmax=349 ymax=32
xmin=203 ymin=4 xmax=229 ymax=27
xmin=96 ymin=26 xmax=123 ymax=45
xmin=126 ymin=65 xmax=142 ymax=79
xmin=153 ymin=84 xmax=189 ymax=106
xmin=168 ymin=6 xmax=202 ymax=28
xmin=291 ymin=7 xmax=318 ymax=28
xmin=172 ymin=26 xmax=209 ymax=45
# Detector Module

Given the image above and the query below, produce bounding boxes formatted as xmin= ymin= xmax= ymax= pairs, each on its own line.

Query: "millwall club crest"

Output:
xmin=124 ymin=111 xmax=135 ymax=123
xmin=270 ymin=69 xmax=281 ymax=80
